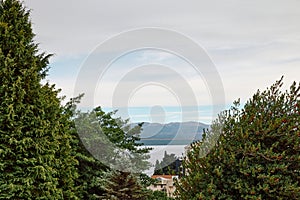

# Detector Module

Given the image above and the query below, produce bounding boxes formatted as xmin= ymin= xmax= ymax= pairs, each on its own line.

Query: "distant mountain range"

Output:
xmin=135 ymin=122 xmax=210 ymax=145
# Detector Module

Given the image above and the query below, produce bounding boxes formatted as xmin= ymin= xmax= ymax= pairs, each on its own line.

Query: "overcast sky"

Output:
xmin=23 ymin=0 xmax=300 ymax=123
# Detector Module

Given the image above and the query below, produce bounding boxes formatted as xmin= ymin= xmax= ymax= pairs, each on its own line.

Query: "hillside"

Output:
xmin=136 ymin=122 xmax=209 ymax=145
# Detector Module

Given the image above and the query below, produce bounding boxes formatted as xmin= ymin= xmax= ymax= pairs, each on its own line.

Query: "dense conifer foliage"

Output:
xmin=0 ymin=0 xmax=78 ymax=198
xmin=100 ymin=171 xmax=150 ymax=200
xmin=176 ymin=78 xmax=300 ymax=199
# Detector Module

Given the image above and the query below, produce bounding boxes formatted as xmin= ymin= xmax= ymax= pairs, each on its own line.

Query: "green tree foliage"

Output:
xmin=100 ymin=171 xmax=150 ymax=200
xmin=63 ymin=95 xmax=105 ymax=199
xmin=154 ymin=151 xmax=181 ymax=175
xmin=147 ymin=190 xmax=174 ymax=200
xmin=0 ymin=0 xmax=78 ymax=199
xmin=69 ymin=105 xmax=152 ymax=199
xmin=176 ymin=78 xmax=300 ymax=199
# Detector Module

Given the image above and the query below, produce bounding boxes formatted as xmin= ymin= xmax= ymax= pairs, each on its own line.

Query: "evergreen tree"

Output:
xmin=154 ymin=151 xmax=180 ymax=175
xmin=154 ymin=160 xmax=163 ymax=175
xmin=0 ymin=0 xmax=78 ymax=198
xmin=176 ymin=78 xmax=300 ymax=199
xmin=100 ymin=171 xmax=150 ymax=200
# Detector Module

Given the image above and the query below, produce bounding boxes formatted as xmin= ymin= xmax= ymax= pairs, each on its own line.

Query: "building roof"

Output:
xmin=151 ymin=175 xmax=174 ymax=179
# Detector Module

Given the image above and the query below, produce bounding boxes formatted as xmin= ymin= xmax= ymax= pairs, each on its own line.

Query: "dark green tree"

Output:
xmin=154 ymin=160 xmax=163 ymax=175
xmin=154 ymin=151 xmax=180 ymax=175
xmin=100 ymin=171 xmax=150 ymax=200
xmin=0 ymin=0 xmax=78 ymax=199
xmin=70 ymin=106 xmax=152 ymax=199
xmin=63 ymin=95 xmax=105 ymax=199
xmin=176 ymin=78 xmax=300 ymax=199
xmin=148 ymin=190 xmax=174 ymax=200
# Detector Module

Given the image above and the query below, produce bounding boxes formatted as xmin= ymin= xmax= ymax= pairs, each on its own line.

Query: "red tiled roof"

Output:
xmin=151 ymin=175 xmax=173 ymax=179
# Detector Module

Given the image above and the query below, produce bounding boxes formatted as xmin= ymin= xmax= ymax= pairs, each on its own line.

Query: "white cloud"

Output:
xmin=24 ymin=0 xmax=300 ymax=115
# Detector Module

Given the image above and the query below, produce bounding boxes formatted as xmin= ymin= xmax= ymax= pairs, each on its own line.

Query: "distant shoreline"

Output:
xmin=140 ymin=140 xmax=199 ymax=146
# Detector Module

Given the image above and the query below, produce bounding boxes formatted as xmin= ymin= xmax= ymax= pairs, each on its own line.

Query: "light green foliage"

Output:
xmin=176 ymin=78 xmax=300 ymax=199
xmin=0 ymin=0 xmax=78 ymax=199
xmin=70 ymin=105 xmax=152 ymax=199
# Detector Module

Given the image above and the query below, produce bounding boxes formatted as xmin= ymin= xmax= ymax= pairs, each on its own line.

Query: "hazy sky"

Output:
xmin=23 ymin=0 xmax=300 ymax=123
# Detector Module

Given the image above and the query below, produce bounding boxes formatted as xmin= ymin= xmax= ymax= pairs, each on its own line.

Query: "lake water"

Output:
xmin=143 ymin=145 xmax=187 ymax=175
